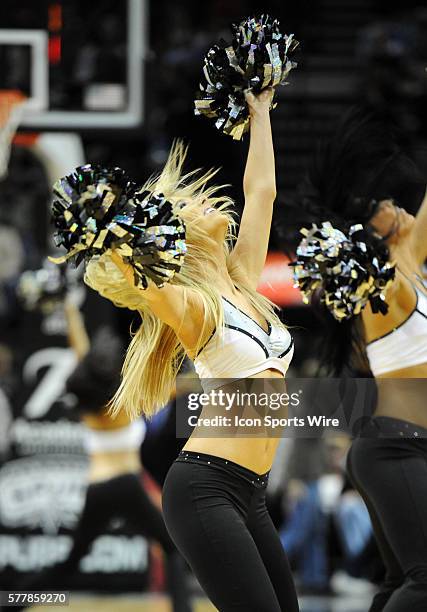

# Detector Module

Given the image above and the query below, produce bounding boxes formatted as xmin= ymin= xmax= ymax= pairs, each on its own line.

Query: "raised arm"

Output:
xmin=109 ymin=251 xmax=205 ymax=352
xmin=230 ymin=88 xmax=277 ymax=289
xmin=64 ymin=299 xmax=90 ymax=361
xmin=411 ymin=186 xmax=427 ymax=265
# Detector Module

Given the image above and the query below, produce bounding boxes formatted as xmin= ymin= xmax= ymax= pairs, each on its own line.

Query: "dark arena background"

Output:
xmin=0 ymin=1 xmax=426 ymax=611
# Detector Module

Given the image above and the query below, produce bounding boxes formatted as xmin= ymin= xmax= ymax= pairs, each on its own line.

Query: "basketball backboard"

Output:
xmin=0 ymin=0 xmax=146 ymax=129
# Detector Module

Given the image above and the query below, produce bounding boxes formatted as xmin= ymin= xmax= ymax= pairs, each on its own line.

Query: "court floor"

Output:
xmin=28 ymin=593 xmax=372 ymax=611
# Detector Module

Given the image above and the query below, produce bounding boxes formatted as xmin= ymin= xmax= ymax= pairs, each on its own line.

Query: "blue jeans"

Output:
xmin=336 ymin=493 xmax=372 ymax=559
xmin=280 ymin=481 xmax=329 ymax=589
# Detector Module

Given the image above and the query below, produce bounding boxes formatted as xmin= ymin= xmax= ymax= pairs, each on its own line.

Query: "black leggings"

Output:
xmin=15 ymin=473 xmax=192 ymax=612
xmin=162 ymin=450 xmax=299 ymax=612
xmin=347 ymin=417 xmax=427 ymax=612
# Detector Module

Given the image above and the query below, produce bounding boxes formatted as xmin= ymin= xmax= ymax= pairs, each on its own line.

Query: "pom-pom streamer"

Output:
xmin=291 ymin=222 xmax=396 ymax=321
xmin=194 ymin=14 xmax=299 ymax=140
xmin=50 ymin=164 xmax=187 ymax=289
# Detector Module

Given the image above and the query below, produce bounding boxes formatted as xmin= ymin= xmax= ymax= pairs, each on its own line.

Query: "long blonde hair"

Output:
xmin=84 ymin=141 xmax=286 ymax=419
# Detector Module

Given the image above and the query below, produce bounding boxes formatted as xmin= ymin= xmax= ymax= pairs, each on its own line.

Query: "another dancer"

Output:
xmin=81 ymin=88 xmax=299 ymax=612
xmin=290 ymin=107 xmax=427 ymax=611
xmin=15 ymin=299 xmax=193 ymax=612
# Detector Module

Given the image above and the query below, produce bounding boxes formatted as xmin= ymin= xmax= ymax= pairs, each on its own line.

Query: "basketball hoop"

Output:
xmin=0 ymin=90 xmax=27 ymax=180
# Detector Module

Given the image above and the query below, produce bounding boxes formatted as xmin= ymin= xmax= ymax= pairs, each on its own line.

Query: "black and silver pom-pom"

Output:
xmin=194 ymin=14 xmax=299 ymax=140
xmin=110 ymin=190 xmax=187 ymax=289
xmin=17 ymin=258 xmax=79 ymax=313
xmin=291 ymin=222 xmax=396 ymax=321
xmin=51 ymin=164 xmax=137 ymax=266
xmin=50 ymin=165 xmax=187 ymax=289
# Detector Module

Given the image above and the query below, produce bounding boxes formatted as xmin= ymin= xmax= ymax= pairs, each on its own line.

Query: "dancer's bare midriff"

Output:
xmin=82 ymin=413 xmax=142 ymax=482
xmin=374 ymin=363 xmax=427 ymax=430
xmin=88 ymin=450 xmax=141 ymax=482
xmin=183 ymin=368 xmax=286 ymax=475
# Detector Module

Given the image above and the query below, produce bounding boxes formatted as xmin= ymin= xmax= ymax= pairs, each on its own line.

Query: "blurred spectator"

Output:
xmin=335 ymin=478 xmax=383 ymax=583
xmin=270 ymin=438 xmax=330 ymax=594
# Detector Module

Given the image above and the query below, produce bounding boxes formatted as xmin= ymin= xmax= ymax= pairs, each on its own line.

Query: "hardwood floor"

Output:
xmin=29 ymin=593 xmax=373 ymax=611
xmin=30 ymin=595 xmax=216 ymax=612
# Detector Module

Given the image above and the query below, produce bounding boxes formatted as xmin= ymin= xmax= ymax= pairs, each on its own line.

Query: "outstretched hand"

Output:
xmin=244 ymin=87 xmax=275 ymax=117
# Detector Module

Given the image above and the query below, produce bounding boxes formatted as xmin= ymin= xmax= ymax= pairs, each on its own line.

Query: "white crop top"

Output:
xmin=366 ymin=284 xmax=427 ymax=376
xmin=83 ymin=419 xmax=146 ymax=454
xmin=193 ymin=296 xmax=294 ymax=391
